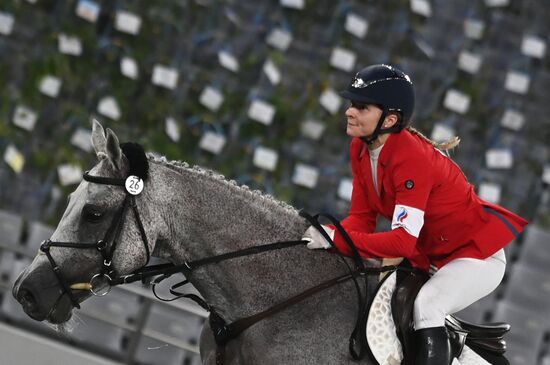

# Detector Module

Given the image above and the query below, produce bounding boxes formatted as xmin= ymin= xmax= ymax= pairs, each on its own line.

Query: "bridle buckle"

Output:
xmin=40 ymin=239 xmax=51 ymax=252
xmin=90 ymin=273 xmax=112 ymax=296
xmin=96 ymin=239 xmax=107 ymax=251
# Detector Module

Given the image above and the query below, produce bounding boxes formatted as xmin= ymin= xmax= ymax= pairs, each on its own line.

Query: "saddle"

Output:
xmin=390 ymin=262 xmax=510 ymax=364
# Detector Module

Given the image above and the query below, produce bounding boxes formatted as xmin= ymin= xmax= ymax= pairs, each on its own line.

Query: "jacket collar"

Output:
xmin=358 ymin=131 xmax=401 ymax=167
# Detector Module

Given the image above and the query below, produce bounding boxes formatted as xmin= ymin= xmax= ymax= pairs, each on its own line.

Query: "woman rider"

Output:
xmin=303 ymin=64 xmax=528 ymax=364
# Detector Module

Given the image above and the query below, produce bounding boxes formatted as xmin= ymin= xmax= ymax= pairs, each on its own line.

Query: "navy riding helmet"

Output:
xmin=340 ymin=64 xmax=415 ymax=143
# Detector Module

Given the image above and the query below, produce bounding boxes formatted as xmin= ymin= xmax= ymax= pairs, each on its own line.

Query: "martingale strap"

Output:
xmin=299 ymin=211 xmax=370 ymax=360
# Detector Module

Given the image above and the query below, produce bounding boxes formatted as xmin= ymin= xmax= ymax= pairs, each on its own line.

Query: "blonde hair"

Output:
xmin=406 ymin=126 xmax=460 ymax=156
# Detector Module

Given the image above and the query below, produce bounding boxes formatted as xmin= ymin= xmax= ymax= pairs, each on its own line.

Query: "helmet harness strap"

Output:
xmin=361 ymin=109 xmax=403 ymax=145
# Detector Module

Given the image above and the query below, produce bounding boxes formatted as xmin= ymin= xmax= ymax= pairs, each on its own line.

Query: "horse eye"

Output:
xmin=82 ymin=205 xmax=104 ymax=223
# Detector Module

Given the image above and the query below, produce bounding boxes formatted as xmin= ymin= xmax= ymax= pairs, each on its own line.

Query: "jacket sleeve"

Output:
xmin=332 ymin=156 xmax=433 ymax=259
xmin=327 ymin=141 xmax=377 ymax=256
xmin=335 ymin=174 xmax=377 ymax=252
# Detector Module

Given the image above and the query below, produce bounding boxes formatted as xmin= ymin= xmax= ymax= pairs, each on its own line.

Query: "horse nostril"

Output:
xmin=23 ymin=290 xmax=35 ymax=304
xmin=18 ymin=288 xmax=37 ymax=309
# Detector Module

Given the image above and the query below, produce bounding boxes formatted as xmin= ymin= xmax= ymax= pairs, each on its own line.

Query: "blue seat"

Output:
xmin=0 ymin=210 xmax=23 ymax=249
xmin=492 ymin=300 xmax=544 ymax=365
xmin=80 ymin=286 xmax=144 ymax=327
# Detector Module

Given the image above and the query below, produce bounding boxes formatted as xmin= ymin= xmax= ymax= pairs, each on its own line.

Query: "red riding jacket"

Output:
xmin=331 ymin=130 xmax=528 ymax=271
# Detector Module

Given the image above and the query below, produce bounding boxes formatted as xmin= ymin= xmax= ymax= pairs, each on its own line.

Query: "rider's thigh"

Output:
xmin=413 ymin=249 xmax=506 ymax=330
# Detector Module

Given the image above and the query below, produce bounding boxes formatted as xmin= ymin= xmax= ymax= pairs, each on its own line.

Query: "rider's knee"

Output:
xmin=413 ymin=283 xmax=446 ymax=330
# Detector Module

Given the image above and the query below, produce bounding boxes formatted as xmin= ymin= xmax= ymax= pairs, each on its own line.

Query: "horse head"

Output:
xmin=12 ymin=121 xmax=168 ymax=324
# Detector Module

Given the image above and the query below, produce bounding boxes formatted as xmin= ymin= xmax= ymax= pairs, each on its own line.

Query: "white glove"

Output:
xmin=302 ymin=225 xmax=335 ymax=250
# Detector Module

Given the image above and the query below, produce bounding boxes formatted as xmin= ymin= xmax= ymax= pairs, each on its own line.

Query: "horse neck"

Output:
xmin=150 ymin=160 xmax=316 ymax=320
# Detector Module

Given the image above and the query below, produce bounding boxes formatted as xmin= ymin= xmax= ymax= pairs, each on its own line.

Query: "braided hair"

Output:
xmin=406 ymin=126 xmax=460 ymax=156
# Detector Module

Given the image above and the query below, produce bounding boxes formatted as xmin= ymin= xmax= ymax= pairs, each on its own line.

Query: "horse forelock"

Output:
xmin=120 ymin=142 xmax=149 ymax=181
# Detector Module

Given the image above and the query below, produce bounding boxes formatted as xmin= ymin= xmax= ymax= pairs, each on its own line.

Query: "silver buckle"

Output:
xmin=90 ymin=273 xmax=112 ymax=296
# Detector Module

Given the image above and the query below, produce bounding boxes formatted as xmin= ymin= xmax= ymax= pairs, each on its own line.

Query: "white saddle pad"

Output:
xmin=365 ymin=271 xmax=491 ymax=365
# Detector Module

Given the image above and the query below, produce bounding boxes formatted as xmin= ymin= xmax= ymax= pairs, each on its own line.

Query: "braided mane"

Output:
xmin=148 ymin=154 xmax=300 ymax=216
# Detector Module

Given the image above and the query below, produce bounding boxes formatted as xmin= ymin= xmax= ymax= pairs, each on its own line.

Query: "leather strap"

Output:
xmin=298 ymin=211 xmax=370 ymax=360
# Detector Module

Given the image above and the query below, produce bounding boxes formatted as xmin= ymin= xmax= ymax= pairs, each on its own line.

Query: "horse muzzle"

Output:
xmin=12 ymin=259 xmax=74 ymax=323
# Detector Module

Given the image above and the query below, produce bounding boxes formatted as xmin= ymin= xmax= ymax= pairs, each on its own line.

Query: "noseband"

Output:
xmin=40 ymin=171 xmax=151 ymax=308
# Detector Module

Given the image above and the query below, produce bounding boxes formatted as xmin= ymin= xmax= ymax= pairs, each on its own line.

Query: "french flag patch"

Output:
xmin=392 ymin=204 xmax=425 ymax=238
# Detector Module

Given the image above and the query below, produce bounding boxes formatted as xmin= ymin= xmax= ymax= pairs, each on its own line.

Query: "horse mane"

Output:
xmin=147 ymin=154 xmax=301 ymax=217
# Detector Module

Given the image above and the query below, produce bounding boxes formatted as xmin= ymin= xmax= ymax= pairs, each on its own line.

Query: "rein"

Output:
xmin=121 ymin=231 xmax=403 ymax=365
xmin=41 ymin=168 xmax=410 ymax=365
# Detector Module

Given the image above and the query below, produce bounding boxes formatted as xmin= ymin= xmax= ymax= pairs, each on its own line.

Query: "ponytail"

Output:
xmin=406 ymin=126 xmax=460 ymax=155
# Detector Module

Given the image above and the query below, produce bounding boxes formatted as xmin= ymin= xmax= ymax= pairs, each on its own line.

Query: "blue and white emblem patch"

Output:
xmin=391 ymin=204 xmax=425 ymax=238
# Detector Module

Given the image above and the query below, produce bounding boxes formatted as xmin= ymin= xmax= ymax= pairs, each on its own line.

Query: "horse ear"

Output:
xmin=105 ymin=128 xmax=123 ymax=171
xmin=91 ymin=119 xmax=107 ymax=160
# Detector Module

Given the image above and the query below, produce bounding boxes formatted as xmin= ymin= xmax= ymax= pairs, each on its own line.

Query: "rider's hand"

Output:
xmin=302 ymin=225 xmax=335 ymax=249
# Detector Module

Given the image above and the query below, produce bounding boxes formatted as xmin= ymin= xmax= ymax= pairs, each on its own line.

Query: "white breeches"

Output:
xmin=413 ymin=249 xmax=506 ymax=330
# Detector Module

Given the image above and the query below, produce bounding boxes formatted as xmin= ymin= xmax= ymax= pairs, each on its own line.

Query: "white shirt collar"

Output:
xmin=368 ymin=144 xmax=384 ymax=160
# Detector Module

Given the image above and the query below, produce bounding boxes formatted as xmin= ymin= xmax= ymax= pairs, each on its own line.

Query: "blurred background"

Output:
xmin=0 ymin=0 xmax=549 ymax=364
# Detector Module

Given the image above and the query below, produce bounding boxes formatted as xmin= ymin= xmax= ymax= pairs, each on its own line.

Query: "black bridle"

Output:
xmin=40 ymin=171 xmax=151 ymax=308
xmin=40 ymin=169 xmax=408 ymax=364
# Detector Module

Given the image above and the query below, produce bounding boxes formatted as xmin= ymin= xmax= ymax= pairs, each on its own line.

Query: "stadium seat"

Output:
xmin=454 ymin=290 xmax=498 ymax=323
xmin=79 ymin=286 xmax=143 ymax=327
xmin=517 ymin=225 xmax=550 ymax=272
xmin=23 ymin=221 xmax=54 ymax=258
xmin=492 ymin=300 xmax=545 ymax=365
xmin=65 ymin=312 xmax=129 ymax=357
xmin=187 ymin=352 xmax=203 ymax=365
xmin=0 ymin=252 xmax=31 ymax=291
xmin=143 ymin=301 xmax=203 ymax=346
xmin=0 ymin=210 xmax=23 ymax=249
xmin=501 ymin=263 xmax=550 ymax=317
xmin=134 ymin=335 xmax=187 ymax=365
xmin=0 ymin=279 xmax=54 ymax=334
xmin=503 ymin=238 xmax=519 ymax=261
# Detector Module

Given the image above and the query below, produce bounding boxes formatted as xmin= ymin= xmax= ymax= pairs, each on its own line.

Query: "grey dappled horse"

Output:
xmin=12 ymin=121 xmax=379 ymax=364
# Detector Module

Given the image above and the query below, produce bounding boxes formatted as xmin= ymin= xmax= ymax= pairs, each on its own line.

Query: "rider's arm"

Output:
xmin=338 ymin=173 xmax=377 ymax=236
xmin=331 ymin=157 xmax=432 ymax=259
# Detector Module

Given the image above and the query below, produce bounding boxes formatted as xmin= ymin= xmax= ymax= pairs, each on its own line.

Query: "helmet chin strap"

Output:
xmin=360 ymin=110 xmax=402 ymax=145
